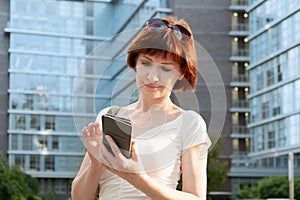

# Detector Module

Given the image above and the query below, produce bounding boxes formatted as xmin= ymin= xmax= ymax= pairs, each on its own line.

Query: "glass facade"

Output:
xmin=249 ymin=0 xmax=300 ymax=35
xmin=250 ymin=12 xmax=300 ymax=63
xmin=6 ymin=0 xmax=171 ymax=197
xmin=248 ymin=0 xmax=300 ymax=157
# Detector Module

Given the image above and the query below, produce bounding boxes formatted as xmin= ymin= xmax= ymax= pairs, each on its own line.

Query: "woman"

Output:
xmin=72 ymin=16 xmax=211 ymax=200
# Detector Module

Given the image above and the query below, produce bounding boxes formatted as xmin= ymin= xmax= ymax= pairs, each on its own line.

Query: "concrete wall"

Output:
xmin=0 ymin=0 xmax=9 ymax=156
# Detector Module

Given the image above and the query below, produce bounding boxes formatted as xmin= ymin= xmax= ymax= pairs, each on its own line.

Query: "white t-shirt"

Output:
xmin=96 ymin=107 xmax=211 ymax=200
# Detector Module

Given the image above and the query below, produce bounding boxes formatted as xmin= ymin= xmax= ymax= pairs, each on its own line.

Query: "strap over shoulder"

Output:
xmin=107 ymin=105 xmax=121 ymax=115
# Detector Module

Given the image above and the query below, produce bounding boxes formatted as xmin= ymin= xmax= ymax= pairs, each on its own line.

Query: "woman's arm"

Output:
xmin=71 ymin=153 xmax=105 ymax=200
xmin=71 ymin=122 xmax=106 ymax=200
xmin=102 ymin=136 xmax=208 ymax=200
xmin=182 ymin=144 xmax=208 ymax=199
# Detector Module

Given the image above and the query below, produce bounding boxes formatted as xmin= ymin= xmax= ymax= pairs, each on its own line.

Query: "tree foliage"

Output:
xmin=207 ymin=138 xmax=228 ymax=192
xmin=238 ymin=176 xmax=300 ymax=199
xmin=0 ymin=154 xmax=40 ymax=200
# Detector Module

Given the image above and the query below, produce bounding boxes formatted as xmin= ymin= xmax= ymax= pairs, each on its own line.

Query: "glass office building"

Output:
xmin=247 ymin=0 xmax=300 ymax=187
xmin=5 ymin=0 xmax=171 ymax=198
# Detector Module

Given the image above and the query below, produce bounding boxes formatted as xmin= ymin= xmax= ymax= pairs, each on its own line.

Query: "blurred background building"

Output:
xmin=0 ymin=0 xmax=299 ymax=199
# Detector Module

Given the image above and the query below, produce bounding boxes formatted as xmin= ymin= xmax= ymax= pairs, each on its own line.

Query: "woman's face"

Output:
xmin=135 ymin=53 xmax=183 ymax=99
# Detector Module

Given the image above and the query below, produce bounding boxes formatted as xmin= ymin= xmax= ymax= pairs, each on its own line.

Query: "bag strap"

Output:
xmin=107 ymin=105 xmax=121 ymax=116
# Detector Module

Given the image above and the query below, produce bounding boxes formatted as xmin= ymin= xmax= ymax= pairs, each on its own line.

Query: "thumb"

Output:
xmin=131 ymin=140 xmax=139 ymax=161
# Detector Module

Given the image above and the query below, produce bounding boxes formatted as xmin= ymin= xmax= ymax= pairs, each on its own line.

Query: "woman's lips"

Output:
xmin=144 ymin=83 xmax=160 ymax=89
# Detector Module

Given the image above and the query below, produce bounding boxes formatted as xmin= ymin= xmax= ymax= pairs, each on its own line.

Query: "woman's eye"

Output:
xmin=161 ymin=66 xmax=172 ymax=72
xmin=141 ymin=60 xmax=151 ymax=66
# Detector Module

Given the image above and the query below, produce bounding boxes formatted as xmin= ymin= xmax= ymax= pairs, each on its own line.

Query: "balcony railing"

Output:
xmin=232 ymin=125 xmax=249 ymax=135
xmin=232 ymin=74 xmax=249 ymax=82
xmin=231 ymin=0 xmax=249 ymax=6
xmin=232 ymin=49 xmax=249 ymax=57
xmin=231 ymin=23 xmax=249 ymax=32
xmin=232 ymin=100 xmax=249 ymax=108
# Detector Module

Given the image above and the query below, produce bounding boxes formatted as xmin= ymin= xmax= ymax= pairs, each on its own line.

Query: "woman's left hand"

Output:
xmin=99 ymin=135 xmax=145 ymax=181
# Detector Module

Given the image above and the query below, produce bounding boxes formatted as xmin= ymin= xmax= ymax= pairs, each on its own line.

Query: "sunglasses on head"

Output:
xmin=146 ymin=18 xmax=193 ymax=42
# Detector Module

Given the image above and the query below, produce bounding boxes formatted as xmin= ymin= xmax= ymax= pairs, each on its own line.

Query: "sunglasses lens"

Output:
xmin=147 ymin=19 xmax=168 ymax=30
xmin=172 ymin=26 xmax=183 ymax=41
xmin=176 ymin=25 xmax=192 ymax=38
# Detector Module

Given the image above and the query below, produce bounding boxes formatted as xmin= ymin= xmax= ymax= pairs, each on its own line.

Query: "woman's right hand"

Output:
xmin=82 ymin=122 xmax=103 ymax=168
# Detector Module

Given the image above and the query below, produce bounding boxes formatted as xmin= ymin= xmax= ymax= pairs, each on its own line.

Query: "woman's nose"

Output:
xmin=147 ymin=67 xmax=159 ymax=82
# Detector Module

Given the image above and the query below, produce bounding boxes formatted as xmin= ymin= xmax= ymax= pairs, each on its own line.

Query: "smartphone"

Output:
xmin=101 ymin=114 xmax=132 ymax=158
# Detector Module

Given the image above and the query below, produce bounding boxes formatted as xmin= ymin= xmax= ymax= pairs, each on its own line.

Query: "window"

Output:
xmin=11 ymin=134 xmax=18 ymax=150
xmin=37 ymin=135 xmax=48 ymax=151
xmin=23 ymin=94 xmax=33 ymax=110
xmin=54 ymin=179 xmax=68 ymax=194
xmin=22 ymin=135 xmax=33 ymax=150
xmin=45 ymin=156 xmax=55 ymax=171
xmin=277 ymin=64 xmax=283 ymax=82
xmin=52 ymin=136 xmax=59 ymax=151
xmin=258 ymin=127 xmax=265 ymax=151
xmin=256 ymin=71 xmax=263 ymax=91
xmin=267 ymin=130 xmax=275 ymax=149
xmin=278 ymin=120 xmax=286 ymax=147
xmin=30 ymin=115 xmax=40 ymax=130
xmin=45 ymin=116 xmax=55 ymax=130
xmin=16 ymin=115 xmax=26 ymax=130
xmin=30 ymin=155 xmax=40 ymax=171
xmin=272 ymin=90 xmax=281 ymax=116
xmin=262 ymin=101 xmax=269 ymax=119
xmin=15 ymin=155 xmax=25 ymax=169
xmin=266 ymin=67 xmax=274 ymax=86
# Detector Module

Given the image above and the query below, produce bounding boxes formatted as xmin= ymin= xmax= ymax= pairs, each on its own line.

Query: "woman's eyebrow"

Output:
xmin=161 ymin=61 xmax=176 ymax=66
xmin=141 ymin=55 xmax=152 ymax=61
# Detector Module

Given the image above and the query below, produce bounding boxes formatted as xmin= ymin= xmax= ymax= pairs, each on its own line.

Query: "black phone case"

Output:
xmin=102 ymin=114 xmax=132 ymax=158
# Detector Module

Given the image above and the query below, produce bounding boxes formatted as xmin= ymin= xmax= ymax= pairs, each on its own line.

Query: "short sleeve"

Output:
xmin=181 ymin=111 xmax=211 ymax=151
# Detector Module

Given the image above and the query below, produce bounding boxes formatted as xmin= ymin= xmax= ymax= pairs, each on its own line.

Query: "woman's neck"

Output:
xmin=135 ymin=95 xmax=174 ymax=112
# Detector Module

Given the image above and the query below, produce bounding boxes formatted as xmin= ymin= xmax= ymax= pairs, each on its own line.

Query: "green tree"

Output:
xmin=207 ymin=138 xmax=228 ymax=192
xmin=258 ymin=176 xmax=288 ymax=198
xmin=41 ymin=191 xmax=60 ymax=200
xmin=0 ymin=154 xmax=40 ymax=200
xmin=238 ymin=176 xmax=300 ymax=199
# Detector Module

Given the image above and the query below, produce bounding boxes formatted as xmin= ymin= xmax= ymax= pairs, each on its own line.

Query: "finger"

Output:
xmin=82 ymin=127 xmax=89 ymax=138
xmin=95 ymin=122 xmax=103 ymax=137
xmin=87 ymin=123 xmax=98 ymax=141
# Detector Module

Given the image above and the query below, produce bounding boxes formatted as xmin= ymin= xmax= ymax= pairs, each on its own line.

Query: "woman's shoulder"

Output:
xmin=182 ymin=110 xmax=206 ymax=124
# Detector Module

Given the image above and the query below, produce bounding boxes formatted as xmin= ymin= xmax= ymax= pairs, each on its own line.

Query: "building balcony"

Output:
xmin=229 ymin=151 xmax=296 ymax=177
xmin=230 ymin=100 xmax=250 ymax=112
xmin=229 ymin=23 xmax=249 ymax=36
xmin=231 ymin=125 xmax=250 ymax=138
xmin=230 ymin=49 xmax=249 ymax=61
xmin=231 ymin=151 xmax=251 ymax=165
xmin=229 ymin=0 xmax=249 ymax=10
xmin=230 ymin=74 xmax=250 ymax=87
xmin=229 ymin=166 xmax=289 ymax=177
xmin=232 ymin=74 xmax=248 ymax=82
xmin=232 ymin=99 xmax=248 ymax=107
